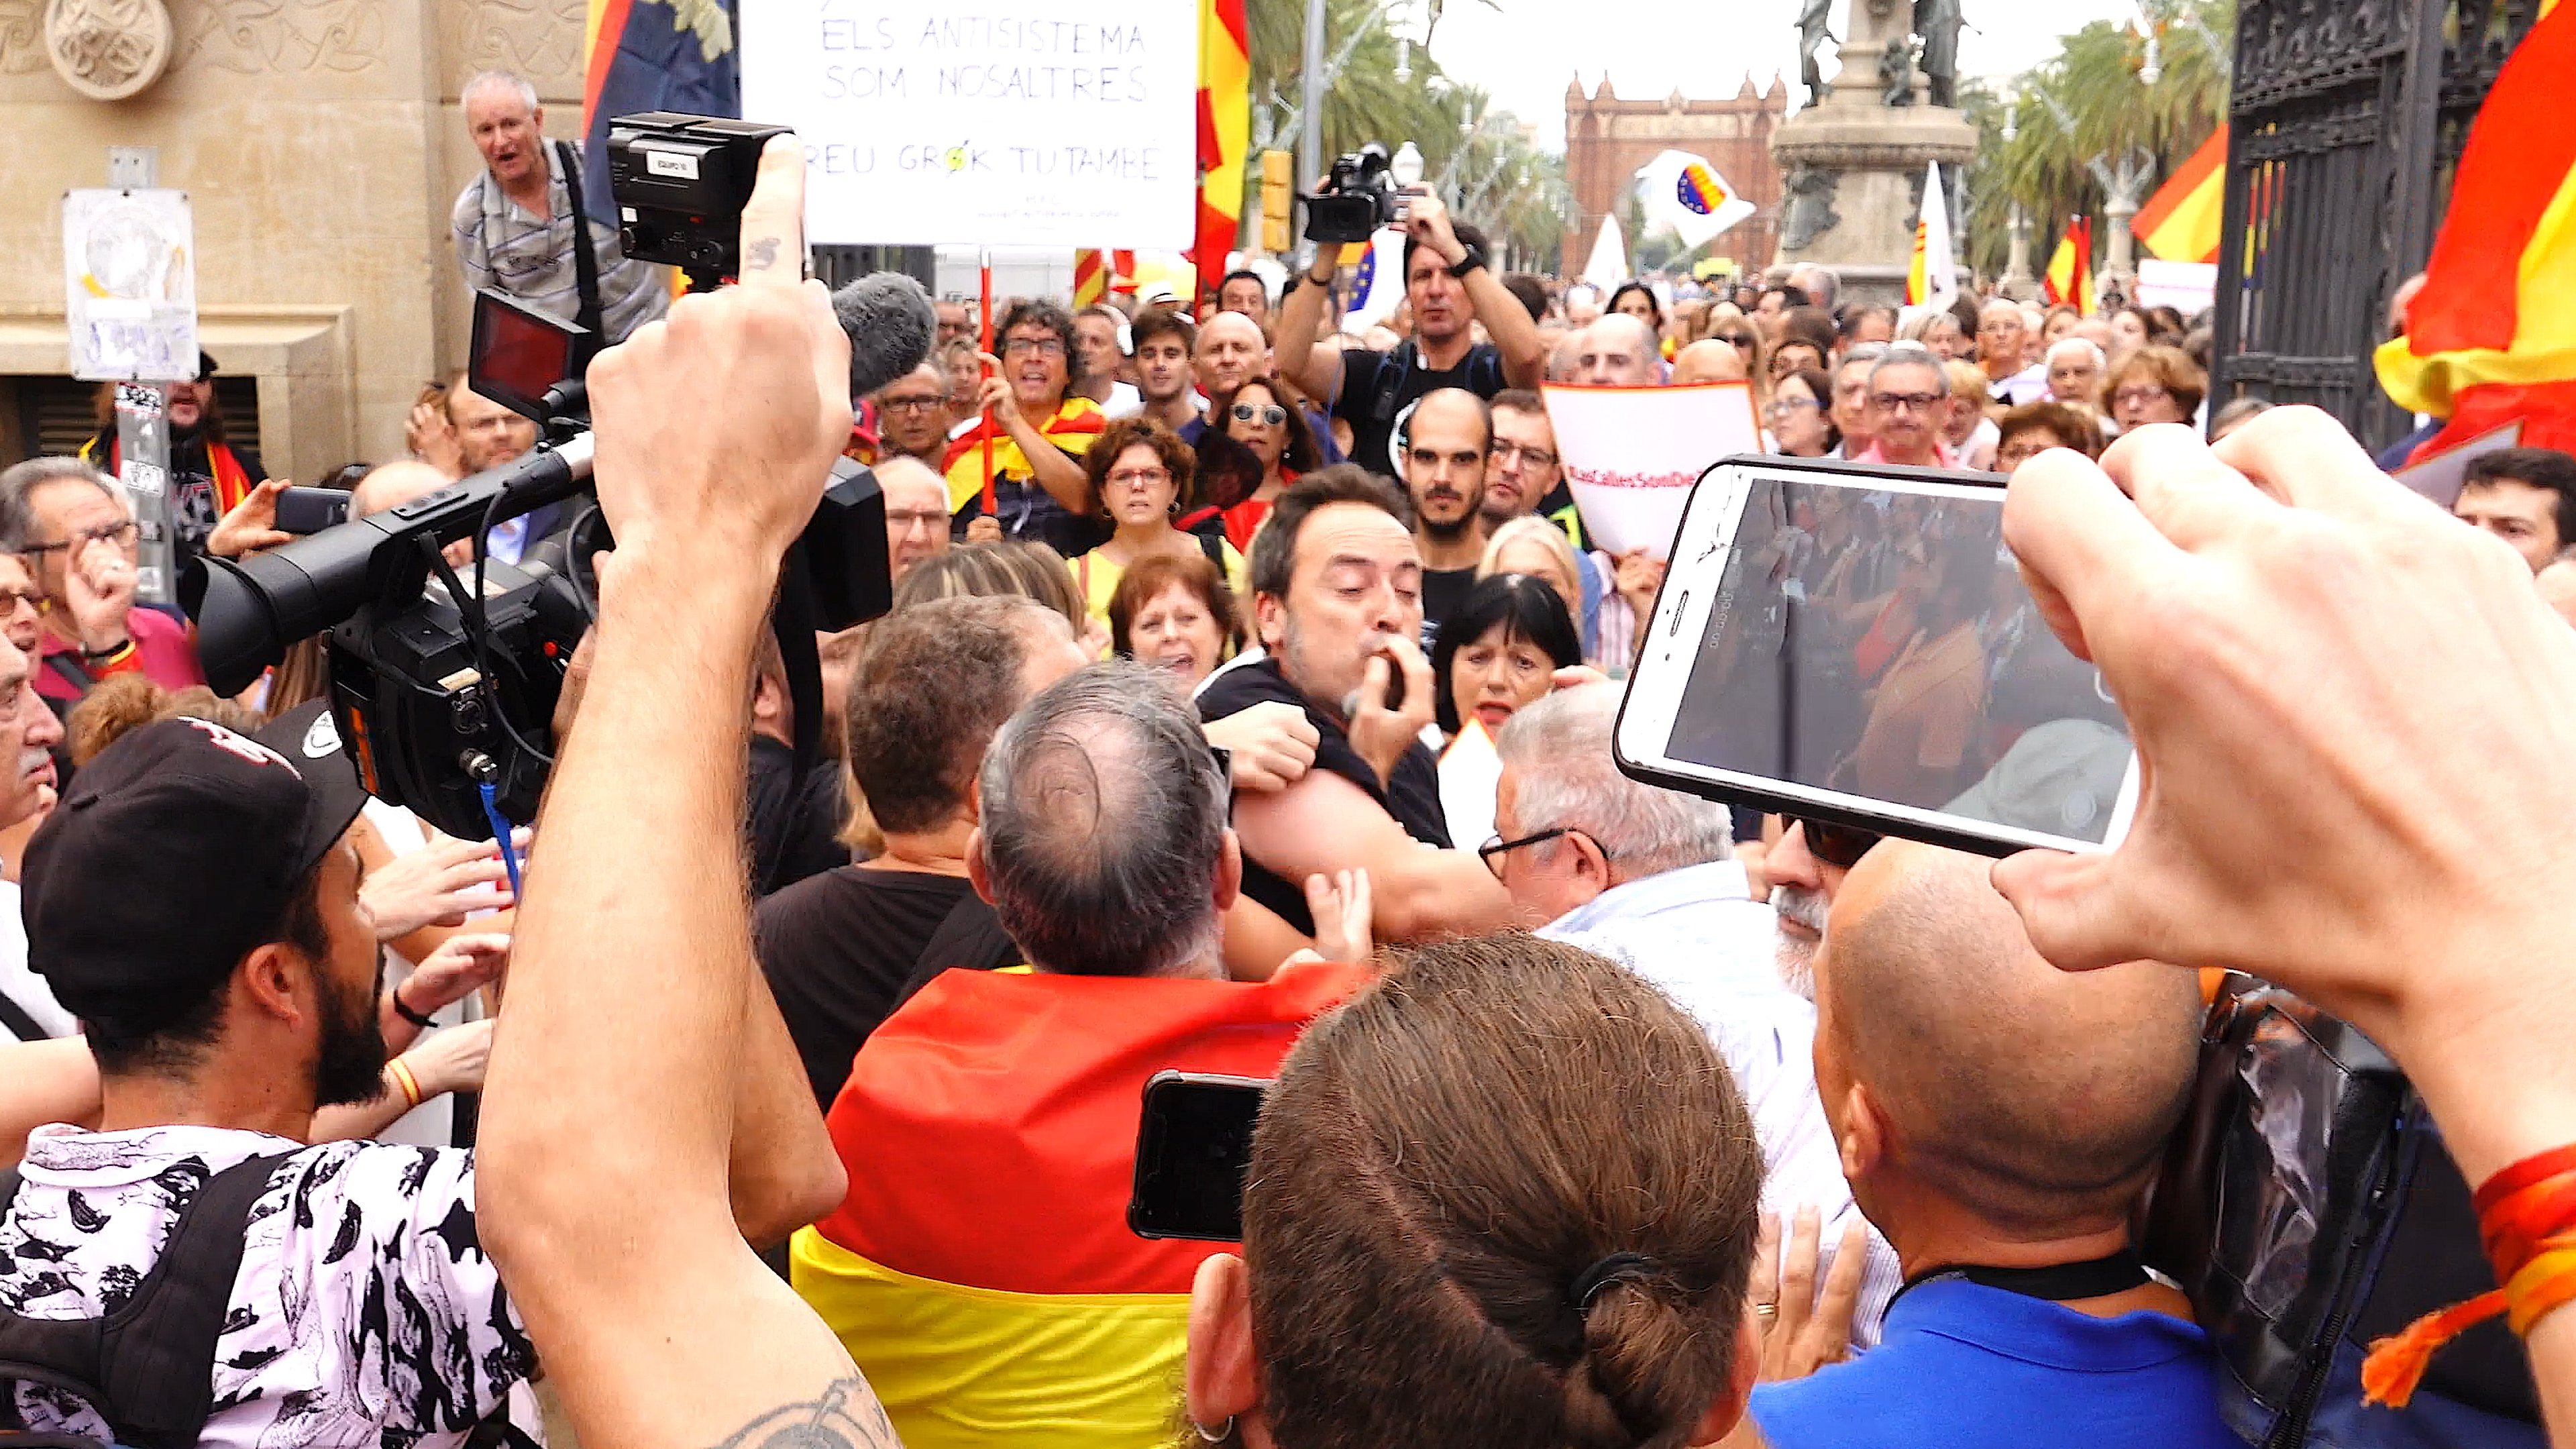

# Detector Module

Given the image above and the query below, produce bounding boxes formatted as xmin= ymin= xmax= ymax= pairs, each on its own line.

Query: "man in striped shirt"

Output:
xmin=450 ymin=70 xmax=669 ymax=348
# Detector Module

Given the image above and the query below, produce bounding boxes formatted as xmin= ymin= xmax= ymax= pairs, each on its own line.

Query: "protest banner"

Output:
xmin=1540 ymin=382 xmax=1762 ymax=559
xmin=743 ymin=0 xmax=1201 ymax=250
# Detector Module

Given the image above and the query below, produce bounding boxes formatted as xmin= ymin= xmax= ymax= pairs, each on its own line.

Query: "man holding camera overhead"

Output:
xmin=1275 ymin=185 xmax=1547 ymax=480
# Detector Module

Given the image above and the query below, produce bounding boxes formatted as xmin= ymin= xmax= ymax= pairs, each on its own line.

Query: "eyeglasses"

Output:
xmin=1107 ymin=467 xmax=1173 ymax=488
xmin=884 ymin=508 xmax=948 ymax=532
xmin=1765 ymin=396 xmax=1821 ymax=417
xmin=1719 ymin=333 xmax=1756 ymax=351
xmin=1003 ymin=337 xmax=1067 ymax=359
xmin=1789 ymin=817 xmax=1882 ymax=869
xmin=2112 ymin=384 xmax=2171 ymax=407
xmin=1871 ymin=392 xmax=1943 ymax=415
xmin=1476 ymin=826 xmax=1612 ymax=877
xmin=1230 ymin=402 xmax=1287 ymax=425
xmin=879 ymin=394 xmax=945 ymax=413
xmin=0 ymin=587 xmax=38 ymax=614
xmin=1491 ymin=440 xmax=1559 ymax=470
xmin=22 ymin=521 xmax=138 ymax=557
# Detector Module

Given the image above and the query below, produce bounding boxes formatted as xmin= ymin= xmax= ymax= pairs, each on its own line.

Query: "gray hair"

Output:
xmin=976 ymin=661 xmax=1230 ymax=977
xmin=0 ymin=458 xmax=120 ymax=551
xmin=1495 ymin=684 xmax=1733 ymax=877
xmin=1869 ymin=342 xmax=1951 ymax=396
xmin=1786 ymin=262 xmax=1839 ymax=309
xmin=462 ymin=70 xmax=539 ymax=112
xmin=2044 ymin=337 xmax=2106 ymax=370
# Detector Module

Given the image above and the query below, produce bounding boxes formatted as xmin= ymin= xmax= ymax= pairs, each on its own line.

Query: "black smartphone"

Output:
xmin=274 ymin=486 xmax=350 ymax=535
xmin=1128 ymin=1070 xmax=1268 ymax=1242
xmin=468 ymin=288 xmax=587 ymax=423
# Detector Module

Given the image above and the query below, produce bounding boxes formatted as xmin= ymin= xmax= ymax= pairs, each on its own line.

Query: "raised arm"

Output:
xmin=1232 ymin=768 xmax=1517 ymax=942
xmin=476 ymin=137 xmax=889 ymax=1449
xmin=1275 ymin=245 xmax=1349 ymax=405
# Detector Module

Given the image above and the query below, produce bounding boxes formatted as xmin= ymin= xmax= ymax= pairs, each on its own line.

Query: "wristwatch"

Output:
xmin=1446 ymin=246 xmax=1488 ymax=279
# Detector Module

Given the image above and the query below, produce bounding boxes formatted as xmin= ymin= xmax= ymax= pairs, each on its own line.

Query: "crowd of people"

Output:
xmin=3 ymin=111 xmax=2575 ymax=1449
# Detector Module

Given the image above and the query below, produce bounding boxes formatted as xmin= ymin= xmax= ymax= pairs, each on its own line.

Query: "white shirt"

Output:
xmin=1542 ymin=861 xmax=1903 ymax=1344
xmin=0 ymin=879 xmax=74 ymax=1042
xmin=0 ymin=1123 xmax=538 ymax=1446
xmin=1097 ymin=380 xmax=1144 ymax=418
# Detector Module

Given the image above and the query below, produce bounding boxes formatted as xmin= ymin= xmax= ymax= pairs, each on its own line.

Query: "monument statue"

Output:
xmin=1880 ymin=35 xmax=1915 ymax=107
xmin=1915 ymin=0 xmax=1964 ymax=108
xmin=1795 ymin=0 xmax=1835 ymax=107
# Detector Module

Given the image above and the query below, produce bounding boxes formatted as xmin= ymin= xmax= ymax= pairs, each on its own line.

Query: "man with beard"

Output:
xmin=1400 ymin=388 xmax=1493 ymax=647
xmin=1760 ymin=816 xmax=1879 ymax=1001
xmin=0 ymin=712 xmax=839 ymax=1442
xmin=76 ymin=352 xmax=264 ymax=568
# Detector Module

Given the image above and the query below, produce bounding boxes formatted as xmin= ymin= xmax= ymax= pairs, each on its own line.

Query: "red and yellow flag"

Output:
xmin=2375 ymin=0 xmax=2576 ymax=460
xmin=1075 ymin=250 xmax=1140 ymax=306
xmin=791 ymin=963 xmax=1370 ymax=1449
xmin=2043 ymin=215 xmax=2095 ymax=316
xmin=2134 ymin=125 xmax=2228 ymax=265
xmin=1194 ymin=0 xmax=1250 ymax=308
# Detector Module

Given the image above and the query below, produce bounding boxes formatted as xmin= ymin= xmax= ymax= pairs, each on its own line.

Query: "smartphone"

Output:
xmin=1128 ymin=1070 xmax=1268 ymax=1242
xmin=1615 ymin=455 xmax=2139 ymax=859
xmin=274 ymin=486 xmax=350 ymax=535
xmin=468 ymin=288 xmax=587 ymax=423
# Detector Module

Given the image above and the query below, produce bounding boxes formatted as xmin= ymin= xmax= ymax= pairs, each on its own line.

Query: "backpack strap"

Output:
xmin=555 ymin=140 xmax=607 ymax=363
xmin=0 ymin=1150 xmax=292 ymax=1449
xmin=0 ymin=989 xmax=46 ymax=1044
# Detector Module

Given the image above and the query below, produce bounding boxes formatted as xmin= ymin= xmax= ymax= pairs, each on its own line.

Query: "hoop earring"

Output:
xmin=1193 ymin=1417 xmax=1234 ymax=1443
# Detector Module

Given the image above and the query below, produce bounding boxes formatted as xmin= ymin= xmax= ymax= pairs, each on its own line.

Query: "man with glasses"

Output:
xmin=868 ymin=361 xmax=955 ymax=468
xmin=0 ymin=459 xmax=203 ymax=710
xmin=874 ymin=457 xmax=952 ymax=585
xmin=1976 ymin=299 xmax=2049 ymax=406
xmin=1489 ymin=684 xmax=1901 ymax=1344
xmin=1849 ymin=344 xmax=1957 ymax=469
xmin=1759 ymin=814 xmax=1881 ymax=1002
xmin=1480 ymin=390 xmax=1570 ymax=535
xmin=941 ymin=297 xmax=1108 ymax=556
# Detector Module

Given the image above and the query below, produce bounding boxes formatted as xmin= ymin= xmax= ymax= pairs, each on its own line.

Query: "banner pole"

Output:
xmin=979 ymin=248 xmax=998 ymax=515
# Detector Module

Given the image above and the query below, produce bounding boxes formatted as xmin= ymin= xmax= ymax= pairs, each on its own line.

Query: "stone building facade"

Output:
xmin=1562 ymin=74 xmax=1790 ymax=278
xmin=0 ymin=0 xmax=591 ymax=482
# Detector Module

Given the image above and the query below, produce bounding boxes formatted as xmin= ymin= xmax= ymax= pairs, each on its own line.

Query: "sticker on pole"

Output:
xmin=64 ymin=189 xmax=198 ymax=383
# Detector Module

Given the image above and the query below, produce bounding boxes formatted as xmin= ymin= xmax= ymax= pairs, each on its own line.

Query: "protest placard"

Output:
xmin=743 ymin=0 xmax=1200 ymax=249
xmin=1541 ymin=382 xmax=1762 ymax=559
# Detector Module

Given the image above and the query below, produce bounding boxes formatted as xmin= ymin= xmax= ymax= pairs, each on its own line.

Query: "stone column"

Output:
xmin=2000 ymin=204 xmax=2035 ymax=299
xmin=2102 ymin=194 xmax=2140 ymax=301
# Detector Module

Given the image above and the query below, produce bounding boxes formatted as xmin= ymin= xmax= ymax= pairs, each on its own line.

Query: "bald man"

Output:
xmin=1673 ymin=337 xmax=1749 ymax=386
xmin=1572 ymin=313 xmax=1663 ymax=387
xmin=1745 ymin=842 xmax=2233 ymax=1449
xmin=874 ymin=455 xmax=951 ymax=583
xmin=1399 ymin=388 xmax=1492 ymax=645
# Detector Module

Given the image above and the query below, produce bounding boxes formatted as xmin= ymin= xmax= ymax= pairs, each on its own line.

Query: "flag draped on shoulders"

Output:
xmin=939 ymin=396 xmax=1110 ymax=514
xmin=2374 ymin=1 xmax=2576 ymax=460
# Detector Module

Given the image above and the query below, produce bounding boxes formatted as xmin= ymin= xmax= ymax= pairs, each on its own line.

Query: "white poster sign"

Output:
xmin=63 ymin=189 xmax=197 ymax=382
xmin=1542 ymin=382 xmax=1762 ymax=559
xmin=743 ymin=0 xmax=1201 ymax=249
xmin=2137 ymin=258 xmax=2218 ymax=317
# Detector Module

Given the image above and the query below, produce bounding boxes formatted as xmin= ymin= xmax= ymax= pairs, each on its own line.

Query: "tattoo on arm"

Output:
xmin=707 ymin=1379 xmax=900 ymax=1449
xmin=748 ymin=237 xmax=782 ymax=272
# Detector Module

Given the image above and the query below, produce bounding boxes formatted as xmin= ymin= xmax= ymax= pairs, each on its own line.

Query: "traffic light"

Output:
xmin=1260 ymin=149 xmax=1293 ymax=255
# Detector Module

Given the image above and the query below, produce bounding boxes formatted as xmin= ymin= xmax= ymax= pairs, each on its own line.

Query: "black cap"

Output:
xmin=23 ymin=702 xmax=368 ymax=1031
xmin=196 ymin=350 xmax=219 ymax=380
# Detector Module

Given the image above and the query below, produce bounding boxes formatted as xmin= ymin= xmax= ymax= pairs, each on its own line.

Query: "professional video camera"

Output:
xmin=1303 ymin=144 xmax=1403 ymax=245
xmin=184 ymin=113 xmax=936 ymax=843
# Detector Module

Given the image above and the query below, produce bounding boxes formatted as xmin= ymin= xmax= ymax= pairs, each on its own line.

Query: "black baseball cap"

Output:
xmin=23 ymin=701 xmax=368 ymax=1032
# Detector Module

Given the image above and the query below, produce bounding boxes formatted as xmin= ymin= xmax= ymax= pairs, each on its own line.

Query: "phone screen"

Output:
xmin=1128 ymin=1072 xmax=1267 ymax=1242
xmin=1629 ymin=466 xmax=2134 ymax=850
xmin=469 ymin=289 xmax=582 ymax=422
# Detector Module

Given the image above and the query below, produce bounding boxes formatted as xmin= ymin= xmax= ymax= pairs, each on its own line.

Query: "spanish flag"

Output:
xmin=578 ymin=0 xmax=737 ymax=220
xmin=2132 ymin=125 xmax=2228 ymax=265
xmin=938 ymin=395 xmax=1110 ymax=515
xmin=2043 ymin=215 xmax=2095 ymax=316
xmin=790 ymin=962 xmax=1369 ymax=1449
xmin=1073 ymin=250 xmax=1139 ymax=307
xmin=1195 ymin=0 xmax=1251 ymax=307
xmin=2374 ymin=0 xmax=2576 ymax=461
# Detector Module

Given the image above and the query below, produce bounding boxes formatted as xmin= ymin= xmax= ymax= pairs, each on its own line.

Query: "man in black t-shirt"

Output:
xmin=1275 ymin=191 xmax=1546 ymax=479
xmin=1399 ymin=388 xmax=1492 ymax=648
xmin=1199 ymin=466 xmax=1518 ymax=943
xmin=755 ymin=594 xmax=1090 ymax=1106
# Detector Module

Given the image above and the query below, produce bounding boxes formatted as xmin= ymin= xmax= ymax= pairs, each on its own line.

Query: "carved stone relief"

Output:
xmin=44 ymin=0 xmax=173 ymax=99
xmin=179 ymin=0 xmax=386 ymax=74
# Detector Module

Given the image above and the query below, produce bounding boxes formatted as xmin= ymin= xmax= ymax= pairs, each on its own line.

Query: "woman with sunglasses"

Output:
xmin=1210 ymin=378 xmax=1321 ymax=553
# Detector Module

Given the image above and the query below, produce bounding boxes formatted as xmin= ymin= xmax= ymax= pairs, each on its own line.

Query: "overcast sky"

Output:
xmin=1428 ymin=0 xmax=2153 ymax=148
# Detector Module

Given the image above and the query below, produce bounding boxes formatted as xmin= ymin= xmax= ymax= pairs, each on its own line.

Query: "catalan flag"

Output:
xmin=1905 ymin=162 xmax=1957 ymax=308
xmin=579 ymin=0 xmax=739 ymax=219
xmin=2043 ymin=215 xmax=2094 ymax=316
xmin=938 ymin=395 xmax=1110 ymax=515
xmin=2374 ymin=0 xmax=2576 ymax=461
xmin=1194 ymin=0 xmax=1251 ymax=307
xmin=1073 ymin=250 xmax=1139 ymax=307
xmin=2133 ymin=125 xmax=2228 ymax=265
xmin=790 ymin=963 xmax=1369 ymax=1449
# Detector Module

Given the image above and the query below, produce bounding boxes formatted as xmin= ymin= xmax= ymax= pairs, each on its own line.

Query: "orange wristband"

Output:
xmin=387 ymin=1057 xmax=423 ymax=1110
xmin=2363 ymin=1143 xmax=2576 ymax=1407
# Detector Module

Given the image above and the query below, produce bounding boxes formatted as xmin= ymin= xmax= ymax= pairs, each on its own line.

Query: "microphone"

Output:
xmin=832 ymin=272 xmax=938 ymax=400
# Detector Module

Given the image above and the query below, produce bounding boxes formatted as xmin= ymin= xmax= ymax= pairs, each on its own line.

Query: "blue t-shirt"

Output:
xmin=1749 ymin=1278 xmax=2237 ymax=1449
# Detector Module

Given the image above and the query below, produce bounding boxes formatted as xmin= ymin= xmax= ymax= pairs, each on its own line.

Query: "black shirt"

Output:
xmin=755 ymin=866 xmax=1020 ymax=1108
xmin=745 ymin=735 xmax=851 ymax=897
xmin=1197 ymin=657 xmax=1450 ymax=936
xmin=1419 ymin=566 xmax=1478 ymax=651
xmin=1334 ymin=340 xmax=1509 ymax=478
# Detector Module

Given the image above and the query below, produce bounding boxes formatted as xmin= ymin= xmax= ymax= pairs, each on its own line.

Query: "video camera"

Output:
xmin=1303 ymin=144 xmax=1403 ymax=245
xmin=184 ymin=115 xmax=900 ymax=843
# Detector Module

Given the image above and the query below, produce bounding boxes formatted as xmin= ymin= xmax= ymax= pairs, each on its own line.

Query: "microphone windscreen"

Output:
xmin=832 ymin=272 xmax=938 ymax=401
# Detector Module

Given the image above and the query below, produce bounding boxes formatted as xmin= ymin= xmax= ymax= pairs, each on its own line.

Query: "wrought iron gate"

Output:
xmin=2212 ymin=0 xmax=2544 ymax=452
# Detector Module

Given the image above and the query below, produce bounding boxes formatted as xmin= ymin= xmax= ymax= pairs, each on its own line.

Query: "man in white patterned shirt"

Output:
xmin=451 ymin=70 xmax=669 ymax=348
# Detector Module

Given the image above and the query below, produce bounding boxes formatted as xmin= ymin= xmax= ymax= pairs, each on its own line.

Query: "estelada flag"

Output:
xmin=1193 ymin=0 xmax=1250 ymax=307
xmin=792 ymin=961 xmax=1371 ymax=1449
xmin=2375 ymin=0 xmax=2576 ymax=462
xmin=2133 ymin=125 xmax=2228 ymax=265
xmin=2043 ymin=215 xmax=2095 ymax=316
xmin=939 ymin=394 xmax=1110 ymax=515
xmin=578 ymin=0 xmax=737 ymax=221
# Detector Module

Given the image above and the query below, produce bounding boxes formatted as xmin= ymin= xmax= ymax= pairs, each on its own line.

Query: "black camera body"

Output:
xmin=607 ymin=112 xmax=794 ymax=284
xmin=1304 ymin=144 xmax=1401 ymax=245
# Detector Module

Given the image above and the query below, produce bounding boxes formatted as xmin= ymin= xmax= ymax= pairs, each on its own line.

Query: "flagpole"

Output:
xmin=979 ymin=247 xmax=996 ymax=515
